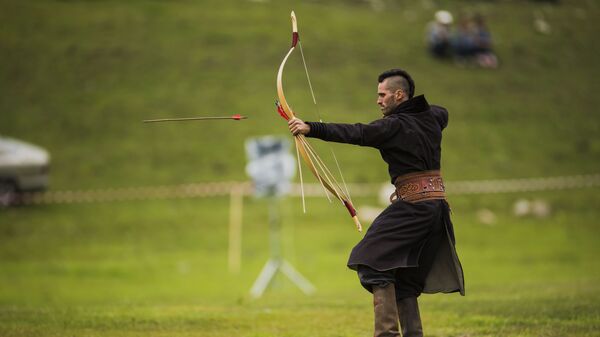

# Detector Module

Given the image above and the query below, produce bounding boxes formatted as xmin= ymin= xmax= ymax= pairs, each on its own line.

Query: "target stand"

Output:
xmin=249 ymin=198 xmax=315 ymax=298
xmin=245 ymin=136 xmax=315 ymax=299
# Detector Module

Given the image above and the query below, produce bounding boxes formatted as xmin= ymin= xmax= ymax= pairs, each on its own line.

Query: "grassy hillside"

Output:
xmin=1 ymin=0 xmax=599 ymax=336
xmin=1 ymin=0 xmax=599 ymax=188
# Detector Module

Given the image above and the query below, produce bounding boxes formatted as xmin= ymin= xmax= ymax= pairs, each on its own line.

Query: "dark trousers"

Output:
xmin=357 ymin=221 xmax=444 ymax=300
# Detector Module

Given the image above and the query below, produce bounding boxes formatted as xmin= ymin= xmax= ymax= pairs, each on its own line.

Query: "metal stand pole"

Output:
xmin=228 ymin=185 xmax=244 ymax=274
xmin=250 ymin=197 xmax=316 ymax=298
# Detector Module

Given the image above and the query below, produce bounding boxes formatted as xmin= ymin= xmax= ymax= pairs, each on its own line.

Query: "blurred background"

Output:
xmin=1 ymin=0 xmax=599 ymax=336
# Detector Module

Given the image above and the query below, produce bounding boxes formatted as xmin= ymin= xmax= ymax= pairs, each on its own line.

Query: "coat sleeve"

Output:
xmin=306 ymin=118 xmax=399 ymax=148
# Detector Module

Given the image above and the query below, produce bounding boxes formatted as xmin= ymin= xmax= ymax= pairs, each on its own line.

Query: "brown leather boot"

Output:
xmin=396 ymin=297 xmax=423 ymax=337
xmin=373 ymin=284 xmax=401 ymax=337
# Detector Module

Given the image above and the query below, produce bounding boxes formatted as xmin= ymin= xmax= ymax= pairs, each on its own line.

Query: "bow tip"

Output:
xmin=290 ymin=11 xmax=298 ymax=34
xmin=353 ymin=216 xmax=362 ymax=232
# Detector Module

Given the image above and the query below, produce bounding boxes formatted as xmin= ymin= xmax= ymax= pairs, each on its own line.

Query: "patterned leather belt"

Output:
xmin=390 ymin=170 xmax=446 ymax=203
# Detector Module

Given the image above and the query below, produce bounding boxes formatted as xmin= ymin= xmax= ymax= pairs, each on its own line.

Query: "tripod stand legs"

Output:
xmin=250 ymin=258 xmax=316 ymax=298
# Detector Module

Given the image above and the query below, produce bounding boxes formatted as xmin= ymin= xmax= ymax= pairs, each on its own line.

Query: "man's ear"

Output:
xmin=395 ymin=89 xmax=405 ymax=101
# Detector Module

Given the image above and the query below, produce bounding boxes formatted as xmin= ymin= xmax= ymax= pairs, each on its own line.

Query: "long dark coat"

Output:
xmin=306 ymin=95 xmax=465 ymax=296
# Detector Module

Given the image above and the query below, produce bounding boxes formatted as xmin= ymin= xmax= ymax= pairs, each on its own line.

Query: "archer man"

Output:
xmin=288 ymin=69 xmax=465 ymax=337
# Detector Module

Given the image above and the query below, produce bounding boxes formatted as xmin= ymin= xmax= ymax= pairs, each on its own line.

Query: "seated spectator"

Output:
xmin=472 ymin=14 xmax=498 ymax=69
xmin=451 ymin=15 xmax=477 ymax=64
xmin=451 ymin=13 xmax=499 ymax=69
xmin=426 ymin=10 xmax=454 ymax=59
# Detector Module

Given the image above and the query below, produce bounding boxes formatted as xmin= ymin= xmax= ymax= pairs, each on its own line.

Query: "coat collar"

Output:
xmin=388 ymin=95 xmax=430 ymax=116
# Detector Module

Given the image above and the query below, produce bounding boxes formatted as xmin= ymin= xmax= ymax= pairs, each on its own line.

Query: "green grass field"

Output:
xmin=1 ymin=0 xmax=599 ymax=336
xmin=1 ymin=191 xmax=599 ymax=336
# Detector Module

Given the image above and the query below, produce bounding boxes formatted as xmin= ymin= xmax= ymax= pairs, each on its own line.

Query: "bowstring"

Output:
xmin=298 ymin=40 xmax=353 ymax=204
xmin=294 ymin=137 xmax=307 ymax=213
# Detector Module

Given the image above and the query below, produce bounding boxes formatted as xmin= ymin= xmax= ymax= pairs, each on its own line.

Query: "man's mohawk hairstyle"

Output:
xmin=378 ymin=69 xmax=415 ymax=98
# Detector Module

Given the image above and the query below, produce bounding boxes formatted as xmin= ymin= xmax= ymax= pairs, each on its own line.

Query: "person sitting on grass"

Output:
xmin=451 ymin=13 xmax=499 ymax=69
xmin=471 ymin=13 xmax=498 ymax=69
xmin=426 ymin=10 xmax=454 ymax=59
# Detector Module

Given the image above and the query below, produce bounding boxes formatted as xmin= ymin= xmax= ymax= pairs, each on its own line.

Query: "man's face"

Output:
xmin=377 ymin=79 xmax=404 ymax=116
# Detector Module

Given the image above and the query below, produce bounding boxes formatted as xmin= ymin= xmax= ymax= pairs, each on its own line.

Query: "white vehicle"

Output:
xmin=0 ymin=136 xmax=50 ymax=206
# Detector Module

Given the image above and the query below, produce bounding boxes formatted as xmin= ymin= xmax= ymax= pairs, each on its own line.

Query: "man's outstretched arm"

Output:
xmin=288 ymin=117 xmax=398 ymax=148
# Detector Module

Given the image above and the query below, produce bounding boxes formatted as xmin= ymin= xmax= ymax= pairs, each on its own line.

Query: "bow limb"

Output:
xmin=276 ymin=11 xmax=298 ymax=120
xmin=276 ymin=47 xmax=296 ymax=120
xmin=276 ymin=11 xmax=332 ymax=200
xmin=296 ymin=136 xmax=339 ymax=201
xmin=276 ymin=11 xmax=362 ymax=232
xmin=296 ymin=135 xmax=361 ymax=232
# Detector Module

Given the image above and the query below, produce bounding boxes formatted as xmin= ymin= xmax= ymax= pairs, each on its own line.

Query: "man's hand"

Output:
xmin=288 ymin=118 xmax=310 ymax=136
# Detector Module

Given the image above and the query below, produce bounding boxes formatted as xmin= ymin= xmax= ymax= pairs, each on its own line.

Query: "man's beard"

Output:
xmin=382 ymin=103 xmax=398 ymax=115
